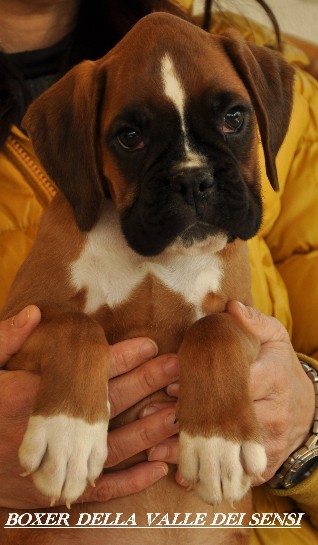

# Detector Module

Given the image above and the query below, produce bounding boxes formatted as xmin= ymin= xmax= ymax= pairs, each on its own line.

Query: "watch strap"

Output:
xmin=301 ymin=362 xmax=318 ymax=434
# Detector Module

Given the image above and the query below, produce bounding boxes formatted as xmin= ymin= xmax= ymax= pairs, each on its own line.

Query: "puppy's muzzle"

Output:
xmin=172 ymin=167 xmax=214 ymax=210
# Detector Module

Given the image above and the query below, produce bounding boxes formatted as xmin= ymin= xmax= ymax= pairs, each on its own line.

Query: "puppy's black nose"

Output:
xmin=172 ymin=168 xmax=214 ymax=207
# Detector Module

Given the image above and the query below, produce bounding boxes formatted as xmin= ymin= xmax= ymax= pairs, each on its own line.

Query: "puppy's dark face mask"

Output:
xmin=23 ymin=13 xmax=294 ymax=257
xmin=106 ymin=85 xmax=260 ymax=256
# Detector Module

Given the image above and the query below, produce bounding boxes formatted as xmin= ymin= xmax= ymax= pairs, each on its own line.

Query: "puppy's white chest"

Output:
xmin=70 ymin=206 xmax=223 ymax=316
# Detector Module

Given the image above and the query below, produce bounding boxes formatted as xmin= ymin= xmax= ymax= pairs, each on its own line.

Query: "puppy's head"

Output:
xmin=23 ymin=12 xmax=294 ymax=256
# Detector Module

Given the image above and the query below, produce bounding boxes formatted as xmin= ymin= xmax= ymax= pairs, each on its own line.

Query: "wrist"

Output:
xmin=269 ymin=361 xmax=318 ymax=489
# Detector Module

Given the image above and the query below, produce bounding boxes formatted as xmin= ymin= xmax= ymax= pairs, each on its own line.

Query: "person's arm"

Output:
xmin=0 ymin=307 xmax=179 ymax=509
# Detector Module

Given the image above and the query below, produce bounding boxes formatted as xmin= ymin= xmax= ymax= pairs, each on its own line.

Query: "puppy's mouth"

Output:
xmin=120 ymin=167 xmax=227 ymax=256
xmin=168 ymin=222 xmax=229 ymax=255
xmin=120 ymin=163 xmax=262 ymax=257
xmin=121 ymin=203 xmax=229 ymax=256
xmin=179 ymin=221 xmax=222 ymax=247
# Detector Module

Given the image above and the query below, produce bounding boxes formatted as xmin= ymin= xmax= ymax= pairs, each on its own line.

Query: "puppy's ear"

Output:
xmin=221 ymin=30 xmax=294 ymax=190
xmin=22 ymin=60 xmax=106 ymax=231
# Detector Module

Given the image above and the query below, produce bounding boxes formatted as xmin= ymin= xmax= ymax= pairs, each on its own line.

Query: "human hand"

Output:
xmin=171 ymin=301 xmax=315 ymax=488
xmin=0 ymin=305 xmax=41 ymax=366
xmin=226 ymin=300 xmax=315 ymax=484
xmin=0 ymin=313 xmax=179 ymax=508
xmin=83 ymin=343 xmax=179 ymax=504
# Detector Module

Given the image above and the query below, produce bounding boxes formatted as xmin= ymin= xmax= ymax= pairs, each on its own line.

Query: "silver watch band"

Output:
xmin=301 ymin=362 xmax=318 ymax=434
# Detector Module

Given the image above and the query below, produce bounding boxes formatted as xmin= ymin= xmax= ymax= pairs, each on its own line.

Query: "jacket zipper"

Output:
xmin=7 ymin=134 xmax=56 ymax=206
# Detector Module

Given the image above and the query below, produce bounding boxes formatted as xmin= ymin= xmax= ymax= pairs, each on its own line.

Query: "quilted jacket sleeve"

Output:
xmin=264 ymin=67 xmax=318 ymax=359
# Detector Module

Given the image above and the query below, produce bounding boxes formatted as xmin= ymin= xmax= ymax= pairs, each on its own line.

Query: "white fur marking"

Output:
xmin=70 ymin=202 xmax=223 ymax=315
xmin=161 ymin=54 xmax=186 ymax=134
xmin=19 ymin=415 xmax=108 ymax=504
xmin=179 ymin=432 xmax=267 ymax=504
xmin=161 ymin=53 xmax=205 ymax=167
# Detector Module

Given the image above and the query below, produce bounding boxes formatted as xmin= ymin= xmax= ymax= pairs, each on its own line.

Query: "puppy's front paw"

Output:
xmin=179 ymin=432 xmax=266 ymax=505
xmin=19 ymin=414 xmax=108 ymax=506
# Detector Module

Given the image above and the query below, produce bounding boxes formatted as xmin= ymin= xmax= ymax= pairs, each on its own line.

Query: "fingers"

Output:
xmin=85 ymin=407 xmax=177 ymax=503
xmin=139 ymin=403 xmax=179 ymax=464
xmin=109 ymin=355 xmax=179 ymax=417
xmin=148 ymin=436 xmax=179 ymax=464
xmin=175 ymin=469 xmax=189 ymax=488
xmin=109 ymin=338 xmax=158 ymax=378
xmin=226 ymin=300 xmax=289 ymax=344
xmin=166 ymin=382 xmax=179 ymax=397
xmin=226 ymin=303 xmax=316 ymax=485
xmin=0 ymin=306 xmax=41 ymax=366
xmin=105 ymin=406 xmax=178 ymax=467
xmin=83 ymin=461 xmax=168 ymax=503
xmin=0 ymin=370 xmax=40 ymax=420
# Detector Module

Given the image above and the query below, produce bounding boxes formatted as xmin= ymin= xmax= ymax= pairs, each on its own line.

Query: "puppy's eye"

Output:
xmin=223 ymin=108 xmax=244 ymax=133
xmin=117 ymin=128 xmax=145 ymax=151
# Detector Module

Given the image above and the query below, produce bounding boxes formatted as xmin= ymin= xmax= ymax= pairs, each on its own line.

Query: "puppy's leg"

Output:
xmin=6 ymin=306 xmax=109 ymax=507
xmin=178 ymin=312 xmax=266 ymax=505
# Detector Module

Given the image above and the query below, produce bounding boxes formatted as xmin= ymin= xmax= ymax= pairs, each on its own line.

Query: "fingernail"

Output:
xmin=179 ymin=477 xmax=190 ymax=487
xmin=152 ymin=464 xmax=168 ymax=480
xmin=236 ymin=301 xmax=246 ymax=313
xmin=141 ymin=404 xmax=162 ymax=417
xmin=148 ymin=444 xmax=168 ymax=461
xmin=13 ymin=307 xmax=30 ymax=328
xmin=140 ymin=340 xmax=158 ymax=359
xmin=236 ymin=301 xmax=254 ymax=319
xmin=166 ymin=383 xmax=179 ymax=397
xmin=20 ymin=471 xmax=31 ymax=477
xmin=176 ymin=473 xmax=190 ymax=487
xmin=164 ymin=357 xmax=179 ymax=377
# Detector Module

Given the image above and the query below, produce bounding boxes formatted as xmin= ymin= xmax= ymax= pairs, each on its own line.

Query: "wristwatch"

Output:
xmin=269 ymin=362 xmax=318 ymax=489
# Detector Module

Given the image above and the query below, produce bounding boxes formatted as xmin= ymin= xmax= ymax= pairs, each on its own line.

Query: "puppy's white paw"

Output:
xmin=19 ymin=414 xmax=108 ymax=506
xmin=179 ymin=432 xmax=266 ymax=505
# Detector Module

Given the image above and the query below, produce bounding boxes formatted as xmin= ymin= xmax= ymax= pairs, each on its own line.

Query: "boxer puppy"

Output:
xmin=1 ymin=12 xmax=294 ymax=545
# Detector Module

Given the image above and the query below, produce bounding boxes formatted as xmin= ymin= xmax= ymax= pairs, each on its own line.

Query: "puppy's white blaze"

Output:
xmin=70 ymin=202 xmax=223 ymax=314
xmin=161 ymin=53 xmax=205 ymax=167
xmin=161 ymin=53 xmax=186 ymax=133
xmin=179 ymin=432 xmax=265 ymax=504
xmin=19 ymin=414 xmax=108 ymax=503
xmin=178 ymin=153 xmax=207 ymax=169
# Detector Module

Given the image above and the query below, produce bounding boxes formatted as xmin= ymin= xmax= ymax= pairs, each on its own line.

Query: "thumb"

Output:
xmin=226 ymin=300 xmax=288 ymax=344
xmin=0 ymin=305 xmax=41 ymax=366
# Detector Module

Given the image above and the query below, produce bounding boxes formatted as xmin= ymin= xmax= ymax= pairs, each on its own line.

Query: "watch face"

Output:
xmin=288 ymin=456 xmax=318 ymax=486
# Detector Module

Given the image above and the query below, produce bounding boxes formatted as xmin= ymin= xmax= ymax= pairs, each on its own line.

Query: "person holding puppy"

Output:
xmin=0 ymin=1 xmax=318 ymax=544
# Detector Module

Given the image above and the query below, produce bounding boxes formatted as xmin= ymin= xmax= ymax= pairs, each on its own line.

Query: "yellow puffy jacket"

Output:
xmin=1 ymin=6 xmax=318 ymax=545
